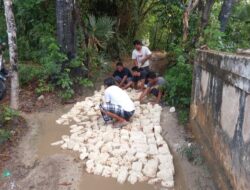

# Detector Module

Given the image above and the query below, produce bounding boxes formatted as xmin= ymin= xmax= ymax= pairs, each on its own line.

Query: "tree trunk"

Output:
xmin=219 ymin=0 xmax=236 ymax=32
xmin=201 ymin=0 xmax=215 ymax=30
xmin=183 ymin=0 xmax=200 ymax=42
xmin=3 ymin=0 xmax=19 ymax=109
xmin=56 ymin=0 xmax=76 ymax=60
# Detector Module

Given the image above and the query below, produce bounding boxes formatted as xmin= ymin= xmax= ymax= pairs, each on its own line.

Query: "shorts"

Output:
xmin=100 ymin=103 xmax=134 ymax=122
xmin=150 ymin=88 xmax=159 ymax=97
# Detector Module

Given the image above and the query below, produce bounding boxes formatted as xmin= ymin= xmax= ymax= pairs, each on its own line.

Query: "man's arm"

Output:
xmin=133 ymin=59 xmax=138 ymax=66
xmin=123 ymin=81 xmax=133 ymax=89
xmin=155 ymin=90 xmax=163 ymax=104
xmin=141 ymin=47 xmax=152 ymax=65
xmin=119 ymin=75 xmax=128 ymax=87
xmin=138 ymin=79 xmax=145 ymax=90
xmin=141 ymin=54 xmax=152 ymax=65
xmin=139 ymin=87 xmax=150 ymax=102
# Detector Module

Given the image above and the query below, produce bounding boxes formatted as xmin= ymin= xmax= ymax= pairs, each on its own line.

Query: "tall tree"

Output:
xmin=219 ymin=0 xmax=236 ymax=31
xmin=3 ymin=0 xmax=19 ymax=109
xmin=56 ymin=0 xmax=76 ymax=60
xmin=183 ymin=0 xmax=200 ymax=42
xmin=201 ymin=0 xmax=215 ymax=30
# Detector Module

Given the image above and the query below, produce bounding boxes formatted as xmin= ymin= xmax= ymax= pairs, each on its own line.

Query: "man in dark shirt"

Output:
xmin=113 ymin=62 xmax=132 ymax=87
xmin=123 ymin=66 xmax=147 ymax=90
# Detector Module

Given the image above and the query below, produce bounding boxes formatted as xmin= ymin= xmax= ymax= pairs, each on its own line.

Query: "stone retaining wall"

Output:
xmin=190 ymin=50 xmax=250 ymax=190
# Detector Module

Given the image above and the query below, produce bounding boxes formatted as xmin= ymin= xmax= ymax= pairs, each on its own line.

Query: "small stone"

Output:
xmin=37 ymin=95 xmax=45 ymax=101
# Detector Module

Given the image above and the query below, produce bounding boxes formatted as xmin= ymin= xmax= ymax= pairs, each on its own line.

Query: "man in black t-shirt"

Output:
xmin=113 ymin=62 xmax=132 ymax=87
xmin=123 ymin=66 xmax=147 ymax=90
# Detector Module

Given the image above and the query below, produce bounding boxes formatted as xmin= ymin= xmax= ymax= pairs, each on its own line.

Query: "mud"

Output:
xmin=1 ymin=104 xmax=216 ymax=190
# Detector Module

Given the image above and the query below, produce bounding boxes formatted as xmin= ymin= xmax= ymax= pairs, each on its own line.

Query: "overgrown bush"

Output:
xmin=19 ymin=64 xmax=43 ymax=86
xmin=0 ymin=106 xmax=19 ymax=144
xmin=178 ymin=143 xmax=204 ymax=165
xmin=0 ymin=106 xmax=19 ymax=123
xmin=164 ymin=46 xmax=193 ymax=124
xmin=0 ymin=129 xmax=11 ymax=144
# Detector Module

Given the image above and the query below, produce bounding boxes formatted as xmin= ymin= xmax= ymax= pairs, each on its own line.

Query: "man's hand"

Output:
xmin=141 ymin=58 xmax=146 ymax=65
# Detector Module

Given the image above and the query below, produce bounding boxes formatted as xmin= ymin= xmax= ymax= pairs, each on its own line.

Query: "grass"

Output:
xmin=0 ymin=129 xmax=11 ymax=144
xmin=178 ymin=143 xmax=204 ymax=165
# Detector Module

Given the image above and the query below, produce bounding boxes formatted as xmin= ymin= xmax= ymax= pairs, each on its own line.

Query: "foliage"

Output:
xmin=19 ymin=64 xmax=43 ymax=86
xmin=178 ymin=109 xmax=189 ymax=125
xmin=0 ymin=129 xmax=11 ymax=144
xmin=35 ymin=79 xmax=54 ymax=95
xmin=0 ymin=106 xmax=19 ymax=122
xmin=178 ymin=143 xmax=204 ymax=165
xmin=55 ymin=70 xmax=74 ymax=100
xmin=164 ymin=47 xmax=193 ymax=109
xmin=85 ymin=15 xmax=115 ymax=49
xmin=78 ymin=78 xmax=94 ymax=87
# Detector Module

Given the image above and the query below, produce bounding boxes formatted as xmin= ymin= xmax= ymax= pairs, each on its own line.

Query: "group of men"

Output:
xmin=100 ymin=40 xmax=166 ymax=128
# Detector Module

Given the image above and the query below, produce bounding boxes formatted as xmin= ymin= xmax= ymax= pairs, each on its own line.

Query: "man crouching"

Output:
xmin=100 ymin=77 xmax=135 ymax=128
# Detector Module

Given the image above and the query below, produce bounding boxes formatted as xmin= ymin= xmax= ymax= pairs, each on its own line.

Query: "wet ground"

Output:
xmin=0 ymin=54 xmax=217 ymax=190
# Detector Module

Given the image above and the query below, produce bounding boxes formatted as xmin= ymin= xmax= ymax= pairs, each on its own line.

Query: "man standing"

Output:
xmin=132 ymin=40 xmax=152 ymax=73
xmin=113 ymin=62 xmax=132 ymax=87
xmin=100 ymin=77 xmax=135 ymax=128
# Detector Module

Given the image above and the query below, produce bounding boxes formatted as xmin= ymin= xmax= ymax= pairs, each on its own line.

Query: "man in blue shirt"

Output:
xmin=113 ymin=62 xmax=132 ymax=88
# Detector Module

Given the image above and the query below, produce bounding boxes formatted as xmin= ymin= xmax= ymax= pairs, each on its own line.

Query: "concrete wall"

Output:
xmin=190 ymin=50 xmax=250 ymax=190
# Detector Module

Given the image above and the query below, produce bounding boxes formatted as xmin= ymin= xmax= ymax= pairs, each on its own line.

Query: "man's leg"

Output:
xmin=114 ymin=76 xmax=122 ymax=85
xmin=123 ymin=81 xmax=133 ymax=89
xmin=100 ymin=103 xmax=127 ymax=124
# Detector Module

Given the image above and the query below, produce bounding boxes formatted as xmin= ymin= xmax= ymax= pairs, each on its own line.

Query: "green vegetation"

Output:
xmin=0 ymin=129 xmax=11 ymax=144
xmin=178 ymin=143 xmax=204 ymax=165
xmin=0 ymin=106 xmax=19 ymax=144
xmin=0 ymin=106 xmax=19 ymax=122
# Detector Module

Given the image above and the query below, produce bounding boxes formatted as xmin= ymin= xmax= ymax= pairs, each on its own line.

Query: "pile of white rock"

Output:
xmin=52 ymin=86 xmax=174 ymax=188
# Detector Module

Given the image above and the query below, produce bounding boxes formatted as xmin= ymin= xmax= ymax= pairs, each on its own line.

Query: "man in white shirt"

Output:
xmin=132 ymin=40 xmax=152 ymax=73
xmin=100 ymin=77 xmax=135 ymax=128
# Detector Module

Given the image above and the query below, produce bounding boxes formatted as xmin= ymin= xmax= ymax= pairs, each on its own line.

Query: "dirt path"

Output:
xmin=1 ymin=104 xmax=216 ymax=190
xmin=1 ymin=53 xmax=217 ymax=190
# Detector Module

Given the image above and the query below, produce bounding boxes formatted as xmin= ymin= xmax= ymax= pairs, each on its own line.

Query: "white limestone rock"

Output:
xmin=117 ymin=167 xmax=128 ymax=184
xmin=132 ymin=161 xmax=143 ymax=172
xmin=142 ymin=159 xmax=159 ymax=178
xmin=51 ymin=140 xmax=64 ymax=146
xmin=128 ymin=172 xmax=138 ymax=184
xmin=93 ymin=164 xmax=104 ymax=175
xmin=148 ymin=178 xmax=162 ymax=185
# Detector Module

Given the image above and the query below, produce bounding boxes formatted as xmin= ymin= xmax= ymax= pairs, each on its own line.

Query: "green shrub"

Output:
xmin=0 ymin=129 xmax=11 ymax=144
xmin=35 ymin=79 xmax=54 ymax=95
xmin=0 ymin=106 xmax=19 ymax=123
xmin=164 ymin=62 xmax=193 ymax=109
xmin=19 ymin=64 xmax=43 ymax=86
xmin=178 ymin=143 xmax=204 ymax=165
xmin=163 ymin=46 xmax=193 ymax=125
xmin=56 ymin=70 xmax=74 ymax=100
